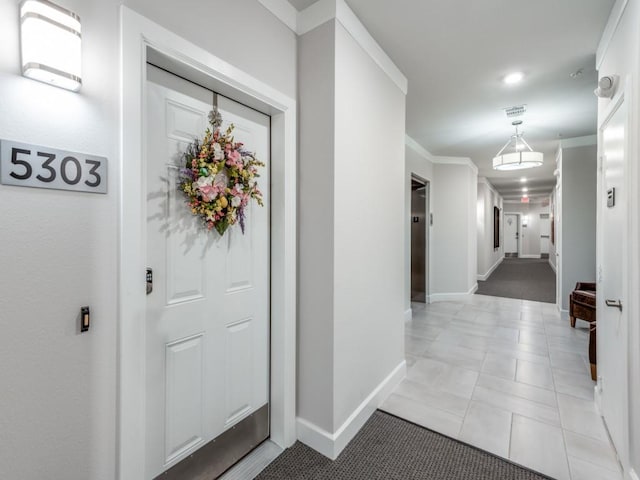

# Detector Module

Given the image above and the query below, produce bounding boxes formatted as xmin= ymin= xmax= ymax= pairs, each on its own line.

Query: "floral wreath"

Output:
xmin=179 ymin=107 xmax=264 ymax=236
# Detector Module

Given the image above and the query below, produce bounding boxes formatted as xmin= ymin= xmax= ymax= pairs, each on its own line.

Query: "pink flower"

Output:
xmin=198 ymin=184 xmax=217 ymax=202
xmin=227 ymin=150 xmax=241 ymax=167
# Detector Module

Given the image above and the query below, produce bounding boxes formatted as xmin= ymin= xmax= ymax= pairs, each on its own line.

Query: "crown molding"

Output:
xmin=559 ymin=134 xmax=597 ymax=149
xmin=257 ymin=0 xmax=299 ymax=32
xmin=405 ymin=134 xmax=434 ymax=162
xmin=405 ymin=136 xmax=479 ymax=174
xmin=477 ymin=176 xmax=500 ymax=197
xmin=297 ymin=0 xmax=336 ymax=35
xmin=432 ymin=156 xmax=479 ymax=174
xmin=258 ymin=0 xmax=408 ymax=95
xmin=333 ymin=0 xmax=408 ymax=94
xmin=596 ymin=0 xmax=629 ymax=70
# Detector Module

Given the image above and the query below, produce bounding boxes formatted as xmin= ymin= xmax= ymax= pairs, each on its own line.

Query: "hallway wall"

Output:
xmin=431 ymin=161 xmax=478 ymax=299
xmin=596 ymin=0 xmax=640 ymax=475
xmin=477 ymin=178 xmax=504 ymax=280
xmin=0 ymin=1 xmax=296 ymax=479
xmin=503 ymin=201 xmax=549 ymax=259
xmin=298 ymin=13 xmax=406 ymax=457
xmin=559 ymin=144 xmax=597 ymax=312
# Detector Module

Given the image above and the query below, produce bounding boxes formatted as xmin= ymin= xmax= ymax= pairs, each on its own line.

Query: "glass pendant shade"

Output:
xmin=493 ymin=121 xmax=543 ymax=171
xmin=493 ymin=151 xmax=544 ymax=170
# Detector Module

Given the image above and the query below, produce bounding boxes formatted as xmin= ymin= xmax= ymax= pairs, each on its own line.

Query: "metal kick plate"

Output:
xmin=155 ymin=404 xmax=270 ymax=480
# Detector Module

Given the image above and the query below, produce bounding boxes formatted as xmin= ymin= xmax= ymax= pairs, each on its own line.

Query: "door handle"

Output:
xmin=605 ymin=299 xmax=622 ymax=312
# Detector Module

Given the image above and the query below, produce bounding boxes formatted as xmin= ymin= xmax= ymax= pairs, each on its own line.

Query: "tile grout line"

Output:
xmin=546 ymin=302 xmax=573 ymax=480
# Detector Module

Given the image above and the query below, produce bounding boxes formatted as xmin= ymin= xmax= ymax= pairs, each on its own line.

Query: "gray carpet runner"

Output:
xmin=255 ymin=411 xmax=552 ymax=480
xmin=476 ymin=258 xmax=556 ymax=303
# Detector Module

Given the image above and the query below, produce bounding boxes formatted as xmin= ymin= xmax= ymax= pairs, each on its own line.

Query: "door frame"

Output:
xmin=118 ymin=7 xmax=297 ymax=479
xmin=503 ymin=212 xmax=521 ymax=257
xmin=410 ymin=174 xmax=430 ymax=303
xmin=595 ymin=77 xmax=630 ymax=470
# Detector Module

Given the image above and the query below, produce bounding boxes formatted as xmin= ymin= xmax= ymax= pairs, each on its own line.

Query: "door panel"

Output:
xmin=598 ymin=94 xmax=628 ymax=466
xmin=165 ymin=334 xmax=205 ymax=462
xmin=145 ymin=65 xmax=270 ymax=479
xmin=504 ymin=214 xmax=518 ymax=255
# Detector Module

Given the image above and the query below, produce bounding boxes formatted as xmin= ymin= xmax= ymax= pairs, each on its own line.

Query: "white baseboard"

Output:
xmin=629 ymin=468 xmax=639 ymax=480
xmin=477 ymin=256 xmax=504 ymax=281
xmin=430 ymin=283 xmax=478 ymax=302
xmin=404 ymin=309 xmax=412 ymax=322
xmin=296 ymin=360 xmax=406 ymax=460
xmin=548 ymin=258 xmax=557 ymax=273
xmin=520 ymin=254 xmax=542 ymax=259
xmin=594 ymin=384 xmax=602 ymax=414
xmin=560 ymin=309 xmax=569 ymax=321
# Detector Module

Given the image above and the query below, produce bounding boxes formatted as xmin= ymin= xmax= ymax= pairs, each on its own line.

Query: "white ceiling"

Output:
xmin=287 ymin=0 xmax=614 ymax=201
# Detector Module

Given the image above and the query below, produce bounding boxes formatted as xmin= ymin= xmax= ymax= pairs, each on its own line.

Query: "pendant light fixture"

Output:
xmin=492 ymin=120 xmax=543 ymax=171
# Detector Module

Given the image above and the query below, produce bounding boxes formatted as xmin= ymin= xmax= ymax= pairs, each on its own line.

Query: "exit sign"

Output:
xmin=521 ymin=196 xmax=530 ymax=203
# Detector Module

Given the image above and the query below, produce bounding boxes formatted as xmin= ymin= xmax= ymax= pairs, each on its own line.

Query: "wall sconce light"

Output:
xmin=522 ymin=215 xmax=528 ymax=227
xmin=20 ymin=0 xmax=82 ymax=92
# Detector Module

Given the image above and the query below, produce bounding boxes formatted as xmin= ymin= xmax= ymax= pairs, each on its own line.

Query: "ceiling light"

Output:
xmin=504 ymin=72 xmax=524 ymax=85
xmin=523 ymin=194 xmax=529 ymax=198
xmin=520 ymin=177 xmax=527 ymax=183
xmin=493 ymin=120 xmax=543 ymax=171
xmin=20 ymin=0 xmax=82 ymax=92
xmin=522 ymin=187 xmax=528 ymax=192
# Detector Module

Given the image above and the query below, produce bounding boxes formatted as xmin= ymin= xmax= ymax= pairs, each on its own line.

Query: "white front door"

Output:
xmin=145 ymin=65 xmax=270 ymax=478
xmin=598 ymin=92 xmax=628 ymax=467
xmin=504 ymin=214 xmax=519 ymax=255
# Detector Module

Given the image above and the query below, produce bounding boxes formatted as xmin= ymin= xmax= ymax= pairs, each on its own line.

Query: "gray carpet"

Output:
xmin=255 ymin=411 xmax=552 ymax=480
xmin=476 ymin=258 xmax=556 ymax=303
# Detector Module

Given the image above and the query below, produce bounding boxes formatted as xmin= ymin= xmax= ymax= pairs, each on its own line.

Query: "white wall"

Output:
xmin=297 ymin=14 xmax=406 ymax=456
xmin=431 ymin=161 xmax=478 ymax=298
xmin=0 ymin=1 xmax=297 ymax=479
xmin=503 ymin=201 xmax=549 ymax=259
xmin=477 ymin=178 xmax=504 ymax=280
xmin=297 ymin=19 xmax=336 ymax=432
xmin=333 ymin=20 xmax=405 ymax=431
xmin=596 ymin=0 xmax=640 ymax=475
xmin=404 ymin=140 xmax=434 ymax=314
xmin=560 ymin=145 xmax=597 ymax=311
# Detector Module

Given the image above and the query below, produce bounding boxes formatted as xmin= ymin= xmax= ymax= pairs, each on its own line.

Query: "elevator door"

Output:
xmin=411 ymin=179 xmax=428 ymax=302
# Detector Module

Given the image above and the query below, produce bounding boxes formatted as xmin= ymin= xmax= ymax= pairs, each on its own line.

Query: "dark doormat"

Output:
xmin=476 ymin=258 xmax=556 ymax=303
xmin=255 ymin=411 xmax=552 ymax=480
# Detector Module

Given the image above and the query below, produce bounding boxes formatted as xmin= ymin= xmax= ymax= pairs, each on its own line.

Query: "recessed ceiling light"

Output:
xmin=504 ymin=72 xmax=524 ymax=85
xmin=520 ymin=177 xmax=527 ymax=183
xmin=522 ymin=194 xmax=529 ymax=198
xmin=522 ymin=187 xmax=528 ymax=192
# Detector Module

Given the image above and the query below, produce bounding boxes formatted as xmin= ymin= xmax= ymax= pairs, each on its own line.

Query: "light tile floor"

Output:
xmin=381 ymin=295 xmax=623 ymax=480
